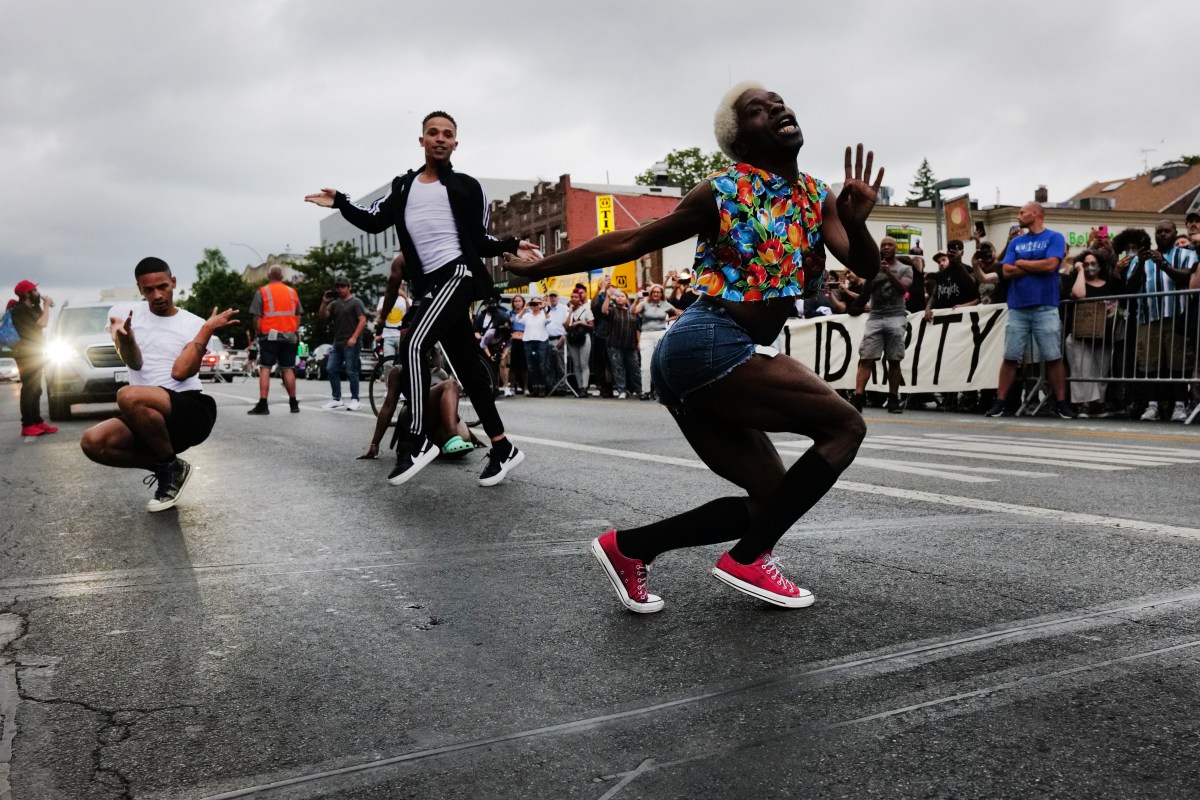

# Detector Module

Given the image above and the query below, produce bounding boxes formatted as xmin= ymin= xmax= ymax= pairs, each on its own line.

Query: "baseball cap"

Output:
xmin=548 ymin=290 xmax=558 ymax=296
xmin=13 ymin=280 xmax=37 ymax=296
xmin=333 ymin=274 xmax=350 ymax=286
xmin=1187 ymin=211 xmax=1200 ymax=223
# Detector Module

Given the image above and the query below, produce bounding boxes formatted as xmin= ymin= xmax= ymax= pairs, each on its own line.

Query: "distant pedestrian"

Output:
xmin=80 ymin=257 xmax=237 ymax=511
xmin=984 ymin=203 xmax=1076 ymax=419
xmin=376 ymin=253 xmax=409 ymax=358
xmin=9 ymin=280 xmax=57 ymax=437
xmin=247 ymin=265 xmax=302 ymax=415
xmin=850 ymin=236 xmax=912 ymax=413
xmin=318 ymin=274 xmax=367 ymax=411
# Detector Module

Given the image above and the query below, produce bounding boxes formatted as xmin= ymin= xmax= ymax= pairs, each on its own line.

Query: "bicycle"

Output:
xmin=368 ymin=343 xmax=499 ymax=429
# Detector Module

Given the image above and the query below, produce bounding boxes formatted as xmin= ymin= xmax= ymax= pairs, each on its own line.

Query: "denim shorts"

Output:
xmin=650 ymin=300 xmax=758 ymax=412
xmin=1004 ymin=305 xmax=1062 ymax=362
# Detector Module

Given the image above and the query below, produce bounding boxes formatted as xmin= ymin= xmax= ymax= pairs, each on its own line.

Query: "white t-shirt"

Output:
xmin=407 ymin=178 xmax=463 ymax=274
xmin=377 ymin=295 xmax=407 ymax=340
xmin=110 ymin=303 xmax=206 ymax=392
xmin=545 ymin=301 xmax=569 ymax=337
xmin=520 ymin=309 xmax=550 ymax=342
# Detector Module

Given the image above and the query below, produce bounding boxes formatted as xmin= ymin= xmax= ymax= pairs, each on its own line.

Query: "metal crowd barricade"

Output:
xmin=1059 ymin=287 xmax=1199 ymax=424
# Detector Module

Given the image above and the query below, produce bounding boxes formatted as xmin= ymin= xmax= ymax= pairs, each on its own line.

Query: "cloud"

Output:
xmin=2 ymin=0 xmax=1193 ymax=305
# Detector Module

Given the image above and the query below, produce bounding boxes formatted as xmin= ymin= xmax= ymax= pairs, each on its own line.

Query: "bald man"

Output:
xmin=985 ymin=202 xmax=1075 ymax=419
xmin=850 ymin=236 xmax=912 ymax=413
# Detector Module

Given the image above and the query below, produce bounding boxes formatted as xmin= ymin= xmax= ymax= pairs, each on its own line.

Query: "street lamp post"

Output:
xmin=229 ymin=242 xmax=264 ymax=265
xmin=931 ymin=178 xmax=970 ymax=251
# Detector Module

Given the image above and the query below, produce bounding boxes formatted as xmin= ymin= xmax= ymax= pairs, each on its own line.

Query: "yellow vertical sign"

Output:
xmin=590 ymin=195 xmax=636 ymax=297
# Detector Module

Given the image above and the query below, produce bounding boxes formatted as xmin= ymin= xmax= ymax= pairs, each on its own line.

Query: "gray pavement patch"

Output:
xmin=180 ymin=586 xmax=1200 ymax=799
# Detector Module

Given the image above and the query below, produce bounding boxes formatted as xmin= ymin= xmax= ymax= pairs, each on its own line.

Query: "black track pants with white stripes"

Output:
xmin=399 ymin=262 xmax=504 ymax=440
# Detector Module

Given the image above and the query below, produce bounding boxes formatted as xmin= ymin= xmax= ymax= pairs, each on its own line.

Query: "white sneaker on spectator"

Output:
xmin=323 ymin=399 xmax=345 ymax=410
xmin=1139 ymin=404 xmax=1159 ymax=421
xmin=502 ymin=387 xmax=514 ymax=397
xmin=346 ymin=399 xmax=361 ymax=411
xmin=1171 ymin=404 xmax=1188 ymax=422
xmin=617 ymin=391 xmax=627 ymax=399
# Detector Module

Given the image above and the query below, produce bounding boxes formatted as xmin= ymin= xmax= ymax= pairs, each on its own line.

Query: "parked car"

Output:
xmin=43 ymin=302 xmax=129 ymax=420
xmin=305 ymin=343 xmax=333 ymax=381
xmin=0 ymin=357 xmax=20 ymax=382
xmin=198 ymin=336 xmax=234 ymax=382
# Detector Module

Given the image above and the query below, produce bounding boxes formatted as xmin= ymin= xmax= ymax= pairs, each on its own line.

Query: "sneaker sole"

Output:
xmin=147 ymin=462 xmax=193 ymax=513
xmin=710 ymin=566 xmax=815 ymax=609
xmin=478 ymin=448 xmax=525 ymax=487
xmin=590 ymin=539 xmax=664 ymax=614
xmin=388 ymin=445 xmax=440 ymax=486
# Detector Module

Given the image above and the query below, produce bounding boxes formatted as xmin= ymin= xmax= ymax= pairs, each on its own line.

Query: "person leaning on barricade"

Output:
xmin=1123 ymin=220 xmax=1197 ymax=422
xmin=1063 ymin=250 xmax=1118 ymax=417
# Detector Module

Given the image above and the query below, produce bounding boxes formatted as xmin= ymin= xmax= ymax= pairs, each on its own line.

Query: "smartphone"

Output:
xmin=974 ymin=221 xmax=986 ymax=238
xmin=1009 ymin=225 xmax=1020 ymax=236
xmin=1098 ymin=225 xmax=1109 ymax=237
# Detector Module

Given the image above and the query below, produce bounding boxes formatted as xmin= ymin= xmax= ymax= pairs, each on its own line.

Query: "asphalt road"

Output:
xmin=3 ymin=376 xmax=1200 ymax=799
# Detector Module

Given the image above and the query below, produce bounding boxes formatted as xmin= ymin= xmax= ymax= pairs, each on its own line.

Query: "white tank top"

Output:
xmin=407 ymin=178 xmax=464 ymax=274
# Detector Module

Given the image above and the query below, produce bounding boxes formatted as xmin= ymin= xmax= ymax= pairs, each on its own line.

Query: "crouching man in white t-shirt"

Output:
xmin=80 ymin=257 xmax=238 ymax=512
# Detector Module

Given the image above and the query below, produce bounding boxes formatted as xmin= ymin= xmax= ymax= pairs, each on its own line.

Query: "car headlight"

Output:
xmin=44 ymin=340 xmax=78 ymax=363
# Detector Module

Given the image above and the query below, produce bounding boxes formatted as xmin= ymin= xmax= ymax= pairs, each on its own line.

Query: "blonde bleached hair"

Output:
xmin=713 ymin=80 xmax=764 ymax=161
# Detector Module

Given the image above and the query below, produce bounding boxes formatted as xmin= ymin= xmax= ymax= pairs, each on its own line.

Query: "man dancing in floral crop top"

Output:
xmin=509 ymin=82 xmax=884 ymax=613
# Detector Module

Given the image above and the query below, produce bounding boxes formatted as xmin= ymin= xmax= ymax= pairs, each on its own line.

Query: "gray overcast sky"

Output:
xmin=2 ymin=0 xmax=1193 ymax=305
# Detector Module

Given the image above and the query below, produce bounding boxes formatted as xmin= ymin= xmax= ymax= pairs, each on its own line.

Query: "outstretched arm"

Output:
xmin=507 ymin=182 xmax=716 ymax=281
xmin=305 ymin=187 xmax=395 ymax=235
xmin=822 ymin=144 xmax=884 ymax=282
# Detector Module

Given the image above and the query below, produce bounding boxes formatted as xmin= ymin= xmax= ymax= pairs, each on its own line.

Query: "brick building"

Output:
xmin=485 ymin=175 xmax=684 ymax=289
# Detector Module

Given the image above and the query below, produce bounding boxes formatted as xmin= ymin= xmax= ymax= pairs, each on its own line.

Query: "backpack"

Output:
xmin=0 ymin=307 xmax=19 ymax=348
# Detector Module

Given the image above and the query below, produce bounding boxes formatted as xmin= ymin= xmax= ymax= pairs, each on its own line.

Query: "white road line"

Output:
xmin=925 ymin=432 xmax=1200 ymax=460
xmin=853 ymin=441 xmax=1127 ymax=471
xmin=772 ymin=442 xmax=1057 ymax=478
xmin=205 ymin=390 xmax=377 ymax=419
xmin=841 ymin=458 xmax=995 ymax=483
xmin=868 ymin=435 xmax=1165 ymax=467
xmin=507 ymin=435 xmax=1200 ymax=540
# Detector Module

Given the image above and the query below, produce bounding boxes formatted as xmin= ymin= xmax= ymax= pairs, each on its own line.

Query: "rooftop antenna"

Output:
xmin=1138 ymin=139 xmax=1164 ymax=173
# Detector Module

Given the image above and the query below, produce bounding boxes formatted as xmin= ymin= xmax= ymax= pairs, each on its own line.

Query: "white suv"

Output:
xmin=44 ymin=302 xmax=131 ymax=421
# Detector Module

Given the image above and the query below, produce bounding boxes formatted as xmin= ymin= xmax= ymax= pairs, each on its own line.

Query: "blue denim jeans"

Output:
xmin=1004 ymin=305 xmax=1062 ymax=362
xmin=327 ymin=342 xmax=361 ymax=400
xmin=650 ymin=300 xmax=756 ymax=409
xmin=524 ymin=340 xmax=548 ymax=390
xmin=607 ymin=345 xmax=641 ymax=394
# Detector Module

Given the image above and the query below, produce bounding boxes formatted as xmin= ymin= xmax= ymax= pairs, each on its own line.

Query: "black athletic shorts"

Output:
xmin=119 ymin=389 xmax=217 ymax=455
xmin=257 ymin=337 xmax=298 ymax=368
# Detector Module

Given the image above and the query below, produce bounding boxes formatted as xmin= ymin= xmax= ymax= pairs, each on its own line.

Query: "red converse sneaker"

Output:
xmin=36 ymin=422 xmax=58 ymax=434
xmin=590 ymin=530 xmax=664 ymax=614
xmin=20 ymin=424 xmax=44 ymax=437
xmin=712 ymin=551 xmax=815 ymax=608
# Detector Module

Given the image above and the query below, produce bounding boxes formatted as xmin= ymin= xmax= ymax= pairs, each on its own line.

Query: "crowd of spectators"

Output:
xmin=462 ymin=209 xmax=1199 ymax=421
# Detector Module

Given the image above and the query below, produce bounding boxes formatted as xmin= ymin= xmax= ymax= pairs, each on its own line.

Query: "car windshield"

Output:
xmin=0 ymin=358 xmax=15 ymax=367
xmin=56 ymin=307 xmax=112 ymax=339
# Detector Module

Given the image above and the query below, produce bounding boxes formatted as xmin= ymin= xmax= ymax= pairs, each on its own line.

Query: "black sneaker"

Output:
xmin=388 ymin=434 xmax=439 ymax=486
xmin=145 ymin=458 xmax=192 ymax=512
xmin=478 ymin=441 xmax=525 ymax=486
xmin=247 ymin=400 xmax=269 ymax=415
xmin=849 ymin=393 xmax=864 ymax=412
xmin=886 ymin=395 xmax=904 ymax=414
xmin=983 ymin=400 xmax=1006 ymax=417
xmin=289 ymin=397 xmax=300 ymax=413
xmin=1054 ymin=400 xmax=1078 ymax=419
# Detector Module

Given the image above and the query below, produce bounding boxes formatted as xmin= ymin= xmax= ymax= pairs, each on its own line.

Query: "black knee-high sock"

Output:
xmin=728 ymin=449 xmax=840 ymax=565
xmin=615 ymin=497 xmax=750 ymax=563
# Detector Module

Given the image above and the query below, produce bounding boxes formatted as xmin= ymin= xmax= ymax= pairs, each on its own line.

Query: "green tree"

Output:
xmin=906 ymin=158 xmax=938 ymax=207
xmin=179 ymin=248 xmax=255 ymax=347
xmin=287 ymin=241 xmax=384 ymax=346
xmin=636 ymin=147 xmax=730 ymax=189
xmin=1176 ymin=154 xmax=1200 ymax=166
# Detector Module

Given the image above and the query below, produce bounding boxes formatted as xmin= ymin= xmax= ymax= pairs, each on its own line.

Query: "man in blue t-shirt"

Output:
xmin=984 ymin=202 xmax=1076 ymax=419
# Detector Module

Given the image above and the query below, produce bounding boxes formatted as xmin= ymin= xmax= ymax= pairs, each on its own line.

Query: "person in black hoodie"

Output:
xmin=306 ymin=111 xmax=540 ymax=487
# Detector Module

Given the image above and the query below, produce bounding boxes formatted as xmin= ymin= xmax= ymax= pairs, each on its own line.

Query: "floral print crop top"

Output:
xmin=693 ymin=163 xmax=828 ymax=302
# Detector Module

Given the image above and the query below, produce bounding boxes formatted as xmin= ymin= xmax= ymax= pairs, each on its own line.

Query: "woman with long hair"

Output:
xmin=504 ymin=294 xmax=528 ymax=396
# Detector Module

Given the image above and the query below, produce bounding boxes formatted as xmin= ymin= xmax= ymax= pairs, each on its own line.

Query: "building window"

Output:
xmin=538 ymin=232 xmax=546 ymax=253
